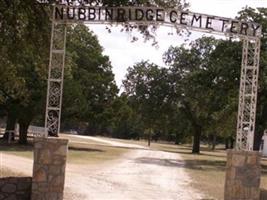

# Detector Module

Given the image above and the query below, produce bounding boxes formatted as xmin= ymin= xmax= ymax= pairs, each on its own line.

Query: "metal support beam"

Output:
xmin=45 ymin=6 xmax=67 ymax=137
xmin=236 ymin=38 xmax=261 ymax=151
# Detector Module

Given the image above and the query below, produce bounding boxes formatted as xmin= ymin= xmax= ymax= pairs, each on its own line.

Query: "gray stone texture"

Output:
xmin=0 ymin=177 xmax=32 ymax=200
xmin=225 ymin=150 xmax=261 ymax=200
xmin=31 ymin=137 xmax=68 ymax=200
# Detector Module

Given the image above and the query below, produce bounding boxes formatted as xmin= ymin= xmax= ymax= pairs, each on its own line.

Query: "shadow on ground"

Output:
xmin=261 ymin=189 xmax=267 ymax=200
xmin=135 ymin=157 xmax=185 ymax=167
xmin=0 ymin=141 xmax=33 ymax=152
xmin=135 ymin=156 xmax=226 ymax=171
xmin=160 ymin=149 xmax=227 ymax=159
xmin=0 ymin=140 xmax=105 ymax=153
xmin=69 ymin=146 xmax=104 ymax=152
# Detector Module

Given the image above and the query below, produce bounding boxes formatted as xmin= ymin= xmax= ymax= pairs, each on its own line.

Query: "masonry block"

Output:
xmin=31 ymin=137 xmax=68 ymax=200
xmin=224 ymin=150 xmax=261 ymax=200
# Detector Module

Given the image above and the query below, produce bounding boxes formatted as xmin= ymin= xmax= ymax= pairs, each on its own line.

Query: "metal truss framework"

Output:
xmin=236 ymin=38 xmax=261 ymax=151
xmin=45 ymin=7 xmax=67 ymax=137
xmin=44 ymin=5 xmax=262 ymax=151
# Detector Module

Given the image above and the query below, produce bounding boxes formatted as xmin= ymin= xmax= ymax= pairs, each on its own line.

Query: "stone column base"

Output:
xmin=224 ymin=150 xmax=261 ymax=200
xmin=31 ymin=137 xmax=68 ymax=200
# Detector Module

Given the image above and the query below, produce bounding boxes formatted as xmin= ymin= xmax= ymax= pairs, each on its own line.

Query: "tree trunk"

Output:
xmin=225 ymin=136 xmax=234 ymax=149
xmin=181 ymin=101 xmax=201 ymax=154
xmin=230 ymin=136 xmax=234 ymax=149
xmin=18 ymin=120 xmax=30 ymax=144
xmin=253 ymin=130 xmax=263 ymax=151
xmin=3 ymin=110 xmax=16 ymax=141
xmin=192 ymin=125 xmax=201 ymax=154
xmin=212 ymin=134 xmax=216 ymax=150
xmin=148 ymin=129 xmax=151 ymax=147
xmin=225 ymin=137 xmax=229 ymax=149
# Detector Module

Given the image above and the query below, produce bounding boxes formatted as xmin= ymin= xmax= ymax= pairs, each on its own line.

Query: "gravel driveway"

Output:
xmin=1 ymin=136 xmax=203 ymax=200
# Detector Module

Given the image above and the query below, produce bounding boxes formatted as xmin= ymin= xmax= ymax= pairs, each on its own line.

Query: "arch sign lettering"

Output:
xmin=53 ymin=6 xmax=261 ymax=38
xmin=39 ymin=0 xmax=262 ymax=151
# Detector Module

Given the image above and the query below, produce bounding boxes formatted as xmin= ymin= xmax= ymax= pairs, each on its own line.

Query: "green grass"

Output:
xmin=60 ymin=134 xmax=110 ymax=146
xmin=159 ymin=145 xmax=226 ymax=200
xmin=61 ymin=134 xmax=129 ymax=165
xmin=92 ymin=138 xmax=267 ymax=200
xmin=0 ymin=135 xmax=128 ymax=166
xmin=97 ymin=136 xmax=150 ymax=146
xmin=67 ymin=142 xmax=128 ymax=165
xmin=2 ymin=135 xmax=267 ymax=199
xmin=0 ymin=142 xmax=33 ymax=159
xmin=0 ymin=167 xmax=25 ymax=177
xmin=149 ymin=142 xmax=267 ymax=200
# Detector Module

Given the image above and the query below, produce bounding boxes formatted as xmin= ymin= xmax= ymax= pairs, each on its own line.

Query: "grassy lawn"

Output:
xmin=0 ymin=167 xmax=25 ymax=178
xmin=95 ymin=137 xmax=267 ymax=200
xmin=149 ymin=142 xmax=267 ymax=200
xmin=67 ymin=142 xmax=128 ymax=165
xmin=0 ymin=142 xmax=33 ymax=159
xmin=0 ymin=136 xmax=128 ymax=166
xmin=152 ymin=144 xmax=227 ymax=200
xmin=62 ymin=134 xmax=129 ymax=165
xmin=1 ymin=134 xmax=267 ymax=199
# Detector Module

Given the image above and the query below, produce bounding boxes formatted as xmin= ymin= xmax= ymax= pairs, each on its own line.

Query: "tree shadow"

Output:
xmin=135 ymin=157 xmax=185 ymax=167
xmin=261 ymin=163 xmax=267 ymax=175
xmin=160 ymin=149 xmax=226 ymax=159
xmin=199 ymin=152 xmax=226 ymax=158
xmin=0 ymin=142 xmax=33 ymax=152
xmin=183 ymin=159 xmax=226 ymax=171
xmin=69 ymin=146 xmax=104 ymax=152
xmin=135 ymin=157 xmax=226 ymax=171
xmin=260 ymin=189 xmax=267 ymax=200
xmin=0 ymin=141 xmax=105 ymax=153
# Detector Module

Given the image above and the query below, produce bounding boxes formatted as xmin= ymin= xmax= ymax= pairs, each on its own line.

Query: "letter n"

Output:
xmin=55 ymin=7 xmax=64 ymax=20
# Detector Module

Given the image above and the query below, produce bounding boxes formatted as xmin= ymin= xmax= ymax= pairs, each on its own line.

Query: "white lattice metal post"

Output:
xmin=45 ymin=6 xmax=67 ymax=137
xmin=236 ymin=37 xmax=261 ymax=151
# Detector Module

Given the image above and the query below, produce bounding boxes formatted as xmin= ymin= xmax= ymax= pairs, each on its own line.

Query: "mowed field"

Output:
xmin=1 ymin=133 xmax=267 ymax=200
xmin=0 ymin=134 xmax=129 ymax=166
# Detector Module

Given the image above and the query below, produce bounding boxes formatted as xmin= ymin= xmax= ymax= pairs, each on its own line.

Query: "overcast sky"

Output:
xmin=87 ymin=0 xmax=267 ymax=88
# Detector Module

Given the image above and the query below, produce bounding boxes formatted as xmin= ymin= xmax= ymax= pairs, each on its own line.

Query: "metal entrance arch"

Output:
xmin=44 ymin=3 xmax=262 ymax=151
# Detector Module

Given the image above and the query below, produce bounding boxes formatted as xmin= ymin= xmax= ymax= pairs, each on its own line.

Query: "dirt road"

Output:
xmin=1 ymin=136 xmax=203 ymax=200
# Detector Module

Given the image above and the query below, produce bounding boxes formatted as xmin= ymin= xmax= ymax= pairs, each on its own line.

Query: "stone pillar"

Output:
xmin=31 ymin=137 xmax=68 ymax=200
xmin=224 ymin=150 xmax=261 ymax=200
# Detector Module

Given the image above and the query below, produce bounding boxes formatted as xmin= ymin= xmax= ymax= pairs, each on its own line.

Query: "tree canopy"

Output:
xmin=1 ymin=1 xmax=266 ymax=155
xmin=0 ymin=0 xmax=50 ymax=143
xmin=62 ymin=25 xmax=118 ymax=135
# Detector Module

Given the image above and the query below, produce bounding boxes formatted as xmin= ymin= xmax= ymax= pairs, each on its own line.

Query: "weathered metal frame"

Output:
xmin=236 ymin=38 xmax=261 ymax=150
xmin=45 ymin=6 xmax=67 ymax=137
xmin=44 ymin=4 xmax=262 ymax=151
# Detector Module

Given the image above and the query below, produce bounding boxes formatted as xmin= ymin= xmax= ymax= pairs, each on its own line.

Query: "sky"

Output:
xmin=87 ymin=0 xmax=267 ymax=89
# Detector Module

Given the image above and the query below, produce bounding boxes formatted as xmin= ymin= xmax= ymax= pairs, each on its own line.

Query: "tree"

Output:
xmin=123 ymin=61 xmax=175 ymax=145
xmin=0 ymin=2 xmax=118 ymax=143
xmin=0 ymin=0 xmax=50 ymax=143
xmin=207 ymin=40 xmax=242 ymax=149
xmin=62 ymin=25 xmax=118 ymax=135
xmin=0 ymin=0 xmax=188 ymax=143
xmin=111 ymin=94 xmax=142 ymax=139
xmin=163 ymin=37 xmax=220 ymax=153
